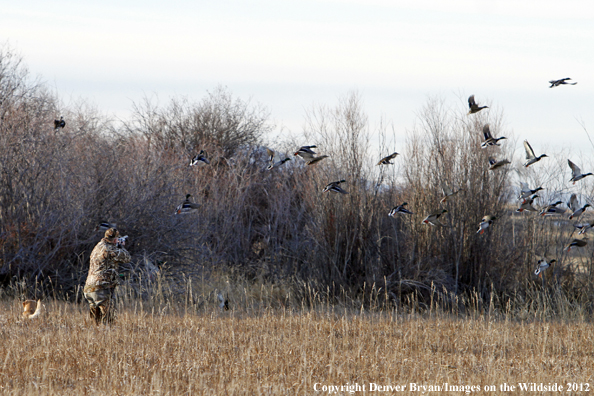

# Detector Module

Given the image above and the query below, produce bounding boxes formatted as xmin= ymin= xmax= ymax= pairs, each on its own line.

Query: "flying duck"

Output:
xmin=190 ymin=150 xmax=210 ymax=166
xmin=523 ymin=140 xmax=548 ymax=167
xmin=574 ymin=222 xmax=594 ymax=235
xmin=175 ymin=194 xmax=200 ymax=214
xmin=389 ymin=202 xmax=414 ymax=216
xmin=377 ymin=152 xmax=399 ymax=165
xmin=568 ymin=160 xmax=593 ymax=184
xmin=564 ymin=239 xmax=587 ymax=251
xmin=440 ymin=182 xmax=462 ymax=203
xmin=549 ymin=78 xmax=577 ymax=88
xmin=516 ymin=194 xmax=539 ymax=212
xmin=294 ymin=145 xmax=328 ymax=165
xmin=266 ymin=148 xmax=291 ymax=170
xmin=422 ymin=209 xmax=448 ymax=226
xmin=306 ymin=155 xmax=329 ymax=166
xmin=518 ymin=182 xmax=543 ymax=202
xmin=540 ymin=201 xmax=565 ymax=216
xmin=294 ymin=145 xmax=317 ymax=160
xmin=488 ymin=157 xmax=511 ymax=171
xmin=481 ymin=124 xmax=506 ymax=148
xmin=534 ymin=259 xmax=556 ymax=276
xmin=468 ymin=95 xmax=488 ymax=114
xmin=476 ymin=215 xmax=496 ymax=234
xmin=323 ymin=180 xmax=348 ymax=194
xmin=54 ymin=116 xmax=65 ymax=130
xmin=568 ymin=194 xmax=590 ymax=220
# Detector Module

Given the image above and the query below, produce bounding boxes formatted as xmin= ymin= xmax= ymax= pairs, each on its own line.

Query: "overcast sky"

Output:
xmin=2 ymin=0 xmax=594 ymax=156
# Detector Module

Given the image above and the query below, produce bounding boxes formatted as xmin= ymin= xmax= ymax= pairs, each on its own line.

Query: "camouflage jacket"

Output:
xmin=84 ymin=238 xmax=131 ymax=292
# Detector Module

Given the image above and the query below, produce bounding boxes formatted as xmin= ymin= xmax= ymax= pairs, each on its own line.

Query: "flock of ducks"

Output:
xmin=89 ymin=77 xmax=582 ymax=283
xmin=387 ymin=81 xmax=586 ymax=277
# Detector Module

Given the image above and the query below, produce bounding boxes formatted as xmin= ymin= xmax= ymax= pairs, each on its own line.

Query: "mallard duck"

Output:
xmin=516 ymin=194 xmax=539 ymax=212
xmin=54 ymin=116 xmax=65 ymax=130
xmin=440 ymin=182 xmax=462 ymax=203
xmin=568 ymin=160 xmax=593 ymax=184
xmin=476 ymin=215 xmax=496 ymax=234
xmin=389 ymin=202 xmax=414 ymax=216
xmin=377 ymin=152 xmax=399 ymax=165
xmin=294 ymin=145 xmax=317 ymax=160
xmin=468 ymin=95 xmax=488 ymax=114
xmin=539 ymin=201 xmax=565 ymax=216
xmin=564 ymin=238 xmax=587 ymax=251
xmin=267 ymin=158 xmax=291 ymax=170
xmin=518 ymin=182 xmax=543 ymax=202
xmin=534 ymin=259 xmax=556 ymax=276
xmin=94 ymin=222 xmax=117 ymax=232
xmin=422 ymin=209 xmax=448 ymax=226
xmin=293 ymin=146 xmax=328 ymax=165
xmin=323 ymin=180 xmax=348 ymax=194
xmin=266 ymin=148 xmax=291 ymax=170
xmin=480 ymin=124 xmax=506 ymax=148
xmin=488 ymin=157 xmax=510 ymax=170
xmin=574 ymin=222 xmax=594 ymax=235
xmin=217 ymin=292 xmax=230 ymax=311
xmin=549 ymin=78 xmax=577 ymax=88
xmin=190 ymin=150 xmax=210 ymax=166
xmin=175 ymin=194 xmax=200 ymax=214
xmin=306 ymin=155 xmax=329 ymax=166
xmin=523 ymin=140 xmax=548 ymax=167
xmin=568 ymin=193 xmax=591 ymax=220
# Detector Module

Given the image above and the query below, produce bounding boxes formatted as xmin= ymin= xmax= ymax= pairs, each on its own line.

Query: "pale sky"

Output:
xmin=2 ymin=0 xmax=594 ymax=155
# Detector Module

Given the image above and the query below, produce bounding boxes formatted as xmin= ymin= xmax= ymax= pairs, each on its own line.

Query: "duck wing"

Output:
xmin=266 ymin=148 xmax=275 ymax=162
xmin=568 ymin=159 xmax=581 ymax=177
xmin=523 ymin=140 xmax=536 ymax=160
xmin=428 ymin=209 xmax=446 ymax=217
xmin=482 ymin=124 xmax=493 ymax=140
xmin=306 ymin=155 xmax=328 ymax=165
xmin=569 ymin=194 xmax=579 ymax=212
xmin=573 ymin=239 xmax=588 ymax=248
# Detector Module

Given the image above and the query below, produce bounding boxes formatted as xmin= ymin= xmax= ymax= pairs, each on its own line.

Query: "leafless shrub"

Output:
xmin=2 ymin=46 xmax=594 ymax=316
xmin=124 ymin=86 xmax=272 ymax=157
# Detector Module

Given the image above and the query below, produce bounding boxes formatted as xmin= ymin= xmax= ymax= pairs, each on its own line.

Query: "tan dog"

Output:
xmin=22 ymin=299 xmax=42 ymax=319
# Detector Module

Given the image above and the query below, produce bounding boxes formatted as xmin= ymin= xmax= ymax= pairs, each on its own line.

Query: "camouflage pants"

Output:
xmin=84 ymin=287 xmax=116 ymax=325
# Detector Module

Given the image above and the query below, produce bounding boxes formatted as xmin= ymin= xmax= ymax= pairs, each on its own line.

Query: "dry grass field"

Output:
xmin=2 ymin=299 xmax=594 ymax=395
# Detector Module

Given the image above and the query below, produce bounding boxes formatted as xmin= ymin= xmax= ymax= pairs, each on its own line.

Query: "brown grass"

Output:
xmin=1 ymin=299 xmax=593 ymax=395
